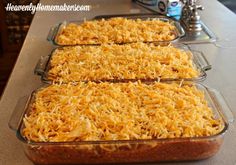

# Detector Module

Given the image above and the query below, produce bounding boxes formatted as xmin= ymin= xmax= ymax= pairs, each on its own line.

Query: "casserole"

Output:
xmin=47 ymin=14 xmax=185 ymax=46
xmin=9 ymin=81 xmax=233 ymax=164
xmin=34 ymin=43 xmax=211 ymax=83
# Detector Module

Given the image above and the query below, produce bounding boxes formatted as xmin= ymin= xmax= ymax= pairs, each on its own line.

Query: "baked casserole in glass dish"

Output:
xmin=47 ymin=14 xmax=185 ymax=46
xmin=9 ymin=81 xmax=233 ymax=164
xmin=35 ymin=43 xmax=211 ymax=83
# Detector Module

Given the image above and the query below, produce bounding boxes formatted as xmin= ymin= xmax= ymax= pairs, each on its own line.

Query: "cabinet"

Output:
xmin=0 ymin=0 xmax=39 ymax=96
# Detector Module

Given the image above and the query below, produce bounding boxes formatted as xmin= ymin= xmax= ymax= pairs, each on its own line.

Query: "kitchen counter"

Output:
xmin=0 ymin=0 xmax=236 ymax=164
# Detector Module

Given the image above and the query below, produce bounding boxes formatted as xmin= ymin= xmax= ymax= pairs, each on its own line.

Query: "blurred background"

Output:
xmin=0 ymin=0 xmax=235 ymax=97
xmin=0 ymin=0 xmax=39 ymax=97
xmin=218 ymin=0 xmax=236 ymax=13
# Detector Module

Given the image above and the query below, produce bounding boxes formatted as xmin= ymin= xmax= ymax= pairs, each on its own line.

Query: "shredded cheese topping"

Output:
xmin=56 ymin=17 xmax=176 ymax=45
xmin=48 ymin=43 xmax=199 ymax=82
xmin=23 ymin=82 xmax=223 ymax=142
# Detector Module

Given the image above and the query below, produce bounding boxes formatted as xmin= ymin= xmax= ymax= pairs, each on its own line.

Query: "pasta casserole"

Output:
xmin=47 ymin=43 xmax=200 ymax=82
xmin=23 ymin=81 xmax=223 ymax=142
xmin=56 ymin=17 xmax=176 ymax=45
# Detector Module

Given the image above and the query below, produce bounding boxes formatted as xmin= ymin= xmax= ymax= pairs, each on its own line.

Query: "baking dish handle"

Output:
xmin=47 ymin=25 xmax=59 ymax=42
xmin=34 ymin=55 xmax=50 ymax=76
xmin=208 ymin=88 xmax=234 ymax=123
xmin=174 ymin=21 xmax=185 ymax=38
xmin=8 ymin=96 xmax=30 ymax=131
xmin=192 ymin=50 xmax=212 ymax=71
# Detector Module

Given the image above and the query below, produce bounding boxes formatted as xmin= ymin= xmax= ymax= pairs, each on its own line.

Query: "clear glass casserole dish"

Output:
xmin=47 ymin=13 xmax=185 ymax=46
xmin=9 ymin=81 xmax=234 ymax=165
xmin=34 ymin=43 xmax=211 ymax=83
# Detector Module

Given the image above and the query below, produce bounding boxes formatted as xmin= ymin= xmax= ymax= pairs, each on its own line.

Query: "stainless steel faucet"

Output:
xmin=181 ymin=0 xmax=204 ymax=32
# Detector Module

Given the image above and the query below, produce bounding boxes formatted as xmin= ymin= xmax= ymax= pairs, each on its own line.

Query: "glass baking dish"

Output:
xmin=9 ymin=82 xmax=234 ymax=165
xmin=34 ymin=43 xmax=211 ymax=84
xmin=47 ymin=13 xmax=185 ymax=46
